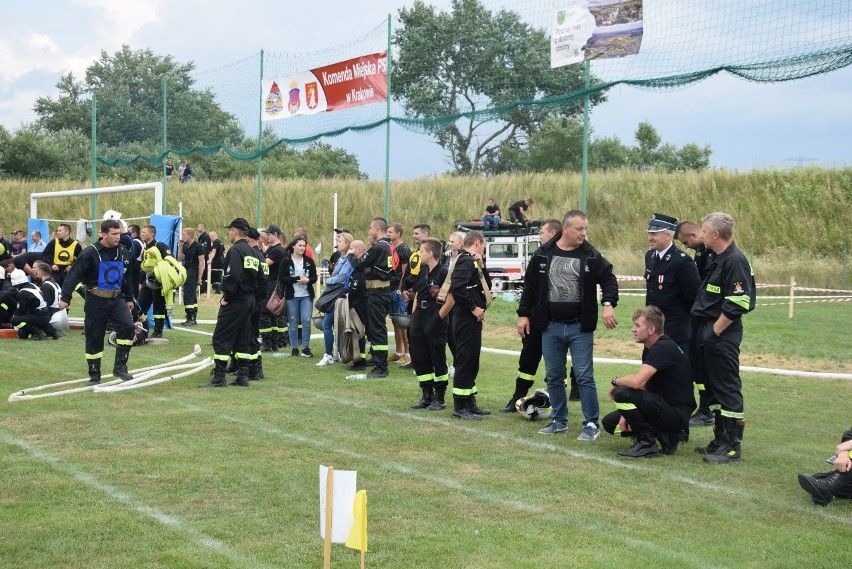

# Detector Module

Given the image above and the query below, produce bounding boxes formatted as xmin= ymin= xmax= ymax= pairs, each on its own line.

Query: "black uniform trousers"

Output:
xmin=182 ymin=271 xmax=199 ymax=310
xmin=451 ymin=310 xmax=482 ymax=395
xmin=212 ymin=296 xmax=255 ymax=362
xmin=84 ymin=295 xmax=135 ymax=358
xmin=138 ymin=285 xmax=167 ymax=326
xmin=259 ymin=290 xmax=286 ymax=336
xmin=366 ymin=287 xmax=390 ymax=362
xmin=409 ymin=308 xmax=448 ymax=382
xmin=12 ymin=312 xmax=57 ymax=339
xmin=517 ymin=327 xmax=543 ymax=379
xmin=696 ymin=318 xmax=744 ymax=417
xmin=602 ymin=386 xmax=690 ymax=436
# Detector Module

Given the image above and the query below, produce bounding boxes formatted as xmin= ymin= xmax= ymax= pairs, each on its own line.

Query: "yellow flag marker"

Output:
xmin=345 ymin=489 xmax=368 ymax=552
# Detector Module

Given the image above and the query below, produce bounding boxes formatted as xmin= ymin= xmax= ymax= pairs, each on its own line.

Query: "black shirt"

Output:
xmin=182 ymin=241 xmax=204 ymax=274
xmin=642 ymin=335 xmax=696 ymax=411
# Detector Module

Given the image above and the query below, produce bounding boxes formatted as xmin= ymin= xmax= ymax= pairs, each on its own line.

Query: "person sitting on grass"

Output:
xmin=797 ymin=427 xmax=852 ymax=507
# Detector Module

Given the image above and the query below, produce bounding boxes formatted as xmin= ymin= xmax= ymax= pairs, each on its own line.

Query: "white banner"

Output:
xmin=552 ymin=0 xmax=644 ymax=68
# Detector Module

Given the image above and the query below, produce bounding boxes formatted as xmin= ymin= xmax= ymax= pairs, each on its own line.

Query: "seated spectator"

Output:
xmin=798 ymin=428 xmax=852 ymax=507
xmin=482 ymin=198 xmax=501 ymax=230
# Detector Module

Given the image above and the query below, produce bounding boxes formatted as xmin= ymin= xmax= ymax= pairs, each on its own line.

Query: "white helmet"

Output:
xmin=103 ymin=209 xmax=122 ymax=220
xmin=515 ymin=388 xmax=552 ymax=421
xmin=10 ymin=269 xmax=28 ymax=286
xmin=50 ymin=309 xmax=69 ymax=331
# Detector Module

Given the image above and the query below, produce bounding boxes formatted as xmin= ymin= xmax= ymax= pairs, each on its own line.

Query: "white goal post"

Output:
xmin=29 ymin=182 xmax=164 ymax=220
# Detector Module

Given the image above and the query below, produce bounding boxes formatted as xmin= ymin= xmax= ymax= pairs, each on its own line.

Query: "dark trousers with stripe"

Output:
xmin=451 ymin=310 xmax=482 ymax=395
xmin=83 ymin=296 xmax=135 ymax=357
xmin=602 ymin=387 xmax=690 ymax=436
xmin=696 ymin=318 xmax=744 ymax=417
xmin=366 ymin=287 xmax=390 ymax=364
xmin=409 ymin=309 xmax=448 ymax=380
xmin=212 ymin=296 xmax=255 ymax=362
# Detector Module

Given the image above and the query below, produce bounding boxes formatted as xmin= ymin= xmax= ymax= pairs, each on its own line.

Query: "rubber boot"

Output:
xmin=226 ymin=356 xmax=238 ymax=375
xmin=499 ymin=378 xmax=534 ymax=412
xmin=199 ymin=360 xmax=228 ymax=387
xmin=410 ymin=383 xmax=434 ymax=409
xmin=151 ymin=320 xmax=164 ymax=338
xmin=182 ymin=309 xmax=197 ymax=326
xmin=261 ymin=333 xmax=276 ymax=352
xmin=427 ymin=382 xmax=447 ymax=410
xmin=568 ymin=366 xmax=581 ymax=401
xmin=689 ymin=388 xmax=714 ymax=426
xmin=248 ymin=358 xmax=262 ymax=381
xmin=469 ymin=395 xmax=491 ymax=415
xmin=695 ymin=411 xmax=724 ymax=454
xmin=797 ymin=471 xmax=841 ymax=506
xmin=87 ymin=358 xmax=102 ymax=386
xmin=451 ymin=396 xmax=481 ymax=421
xmin=617 ymin=432 xmax=661 ymax=458
xmin=257 ymin=355 xmax=265 ymax=379
xmin=112 ymin=345 xmax=134 ymax=381
xmin=704 ymin=418 xmax=743 ymax=463
xmin=230 ymin=361 xmax=250 ymax=387
xmin=366 ymin=351 xmax=388 ymax=378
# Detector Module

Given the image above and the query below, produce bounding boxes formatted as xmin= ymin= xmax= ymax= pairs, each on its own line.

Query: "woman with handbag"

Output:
xmin=280 ymin=236 xmax=318 ymax=357
xmin=316 ymin=231 xmax=354 ymax=366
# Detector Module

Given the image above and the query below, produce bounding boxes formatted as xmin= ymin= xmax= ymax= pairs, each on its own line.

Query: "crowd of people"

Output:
xmin=1 ymin=205 xmax=846 ymax=508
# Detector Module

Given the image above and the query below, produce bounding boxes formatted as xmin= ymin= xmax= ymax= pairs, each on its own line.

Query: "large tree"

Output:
xmin=393 ymin=0 xmax=604 ymax=174
xmin=34 ymin=45 xmax=243 ymax=149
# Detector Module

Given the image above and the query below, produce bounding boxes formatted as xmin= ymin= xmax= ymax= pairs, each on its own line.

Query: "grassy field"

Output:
xmin=1 ymin=294 xmax=849 ymax=568
xmin=3 ymin=167 xmax=850 ymax=288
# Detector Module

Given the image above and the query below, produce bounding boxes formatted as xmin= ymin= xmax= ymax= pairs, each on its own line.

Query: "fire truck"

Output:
xmin=454 ymin=220 xmax=542 ymax=291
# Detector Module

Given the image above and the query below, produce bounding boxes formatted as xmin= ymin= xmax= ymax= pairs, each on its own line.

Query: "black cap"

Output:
xmin=646 ymin=213 xmax=678 ymax=233
xmin=265 ymin=224 xmax=282 ymax=235
xmin=247 ymin=227 xmax=260 ymax=240
xmin=226 ymin=218 xmax=250 ymax=231
xmin=334 ymin=228 xmax=352 ymax=234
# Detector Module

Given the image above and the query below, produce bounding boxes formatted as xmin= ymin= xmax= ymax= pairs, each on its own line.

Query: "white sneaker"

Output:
xmin=316 ymin=353 xmax=335 ymax=366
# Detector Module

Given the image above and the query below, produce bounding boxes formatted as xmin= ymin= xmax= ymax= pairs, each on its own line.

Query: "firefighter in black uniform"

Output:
xmin=400 ymin=223 xmax=431 ymax=370
xmin=345 ymin=240 xmax=369 ymax=367
xmin=644 ymin=213 xmax=700 ymax=356
xmin=58 ymin=219 xmax=136 ymax=384
xmin=137 ymin=225 xmax=171 ymax=337
xmin=178 ymin=228 xmax=205 ymax=325
xmin=408 ymin=238 xmax=450 ymax=411
xmin=200 ymin=218 xmax=260 ymax=388
xmin=444 ymin=230 xmax=492 ymax=420
xmin=41 ymin=223 xmax=82 ymax=288
xmin=499 ymin=219 xmax=562 ymax=412
xmin=9 ymin=268 xmax=63 ymax=340
xmin=259 ymin=224 xmax=287 ymax=352
xmin=247 ymin=228 xmax=268 ymax=381
xmin=691 ymin=212 xmax=755 ymax=463
xmin=676 ymin=219 xmax=715 ymax=427
xmin=353 ymin=218 xmax=393 ymax=378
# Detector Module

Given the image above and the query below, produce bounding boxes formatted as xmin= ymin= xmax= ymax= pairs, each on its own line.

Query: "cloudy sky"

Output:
xmin=2 ymin=0 xmax=851 ymax=178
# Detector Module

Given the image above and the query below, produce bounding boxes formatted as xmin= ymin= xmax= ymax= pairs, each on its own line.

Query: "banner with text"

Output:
xmin=551 ymin=0 xmax=643 ymax=68
xmin=262 ymin=52 xmax=387 ymax=121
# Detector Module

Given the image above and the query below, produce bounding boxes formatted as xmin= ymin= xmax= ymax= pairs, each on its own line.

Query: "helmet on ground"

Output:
xmin=392 ymin=314 xmax=411 ymax=329
xmin=10 ymin=269 xmax=28 ymax=286
xmin=515 ymin=388 xmax=552 ymax=421
xmin=312 ymin=315 xmax=325 ymax=330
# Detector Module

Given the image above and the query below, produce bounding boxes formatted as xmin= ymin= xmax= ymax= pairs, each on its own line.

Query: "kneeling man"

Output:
xmin=602 ymin=306 xmax=695 ymax=457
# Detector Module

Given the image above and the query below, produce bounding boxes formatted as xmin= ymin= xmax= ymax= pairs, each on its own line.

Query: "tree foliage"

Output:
xmin=393 ymin=0 xmax=605 ymax=174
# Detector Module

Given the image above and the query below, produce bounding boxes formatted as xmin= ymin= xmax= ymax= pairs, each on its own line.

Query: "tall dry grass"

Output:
xmin=2 ymin=167 xmax=849 ymax=287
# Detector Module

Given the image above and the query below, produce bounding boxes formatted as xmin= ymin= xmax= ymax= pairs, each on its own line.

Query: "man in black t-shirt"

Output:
xmin=602 ymin=306 xmax=696 ymax=457
xmin=208 ymin=231 xmax=225 ymax=293
xmin=508 ymin=198 xmax=534 ymax=224
xmin=178 ymin=228 xmax=205 ymax=325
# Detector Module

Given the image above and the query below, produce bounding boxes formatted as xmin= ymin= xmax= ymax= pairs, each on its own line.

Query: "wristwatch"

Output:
xmin=611 ymin=377 xmax=618 ymax=386
xmin=602 ymin=301 xmax=612 ymax=307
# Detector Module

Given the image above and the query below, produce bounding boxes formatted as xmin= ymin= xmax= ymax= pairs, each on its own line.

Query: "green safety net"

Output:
xmin=98 ymin=0 xmax=852 ymax=167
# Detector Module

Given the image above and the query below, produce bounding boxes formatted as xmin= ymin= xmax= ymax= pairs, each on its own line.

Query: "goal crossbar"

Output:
xmin=29 ymin=182 xmax=163 ymax=219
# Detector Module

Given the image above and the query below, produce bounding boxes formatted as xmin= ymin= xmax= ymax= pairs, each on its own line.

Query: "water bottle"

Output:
xmin=346 ymin=373 xmax=367 ymax=380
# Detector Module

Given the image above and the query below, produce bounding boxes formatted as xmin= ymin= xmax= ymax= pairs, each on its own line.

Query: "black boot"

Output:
xmin=230 ymin=361 xmax=250 ymax=386
xmin=695 ymin=411 xmax=724 ymax=454
xmin=248 ymin=358 xmax=262 ymax=381
xmin=366 ymin=352 xmax=388 ymax=378
xmin=469 ymin=395 xmax=491 ymax=415
xmin=151 ymin=321 xmax=164 ymax=338
xmin=427 ymin=382 xmax=447 ymax=410
xmin=200 ymin=360 xmax=228 ymax=387
xmin=182 ymin=309 xmax=197 ymax=326
xmin=261 ymin=333 xmax=276 ymax=352
xmin=617 ymin=433 xmax=661 ymax=458
xmin=451 ymin=396 xmax=481 ymax=421
xmin=112 ymin=346 xmax=134 ymax=381
xmin=410 ymin=383 xmax=434 ymax=409
xmin=257 ymin=355 xmax=265 ymax=379
xmin=704 ymin=418 xmax=743 ymax=463
xmin=568 ymin=366 xmax=581 ymax=401
xmin=797 ymin=471 xmax=841 ymax=506
xmin=87 ymin=358 xmax=101 ymax=386
xmin=689 ymin=389 xmax=714 ymax=427
xmin=226 ymin=356 xmax=238 ymax=375
xmin=499 ymin=378 xmax=534 ymax=413
xmin=657 ymin=430 xmax=682 ymax=455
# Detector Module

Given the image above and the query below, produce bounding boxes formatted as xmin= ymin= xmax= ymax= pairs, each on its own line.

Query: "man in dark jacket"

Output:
xmin=517 ymin=210 xmax=619 ymax=440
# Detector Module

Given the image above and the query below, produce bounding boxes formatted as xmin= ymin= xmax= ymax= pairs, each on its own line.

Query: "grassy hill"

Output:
xmin=4 ymin=167 xmax=850 ymax=287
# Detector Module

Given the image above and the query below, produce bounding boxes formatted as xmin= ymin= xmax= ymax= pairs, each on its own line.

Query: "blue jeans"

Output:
xmin=389 ymin=289 xmax=407 ymax=316
xmin=322 ymin=310 xmax=335 ymax=355
xmin=287 ymin=296 xmax=313 ymax=350
xmin=541 ymin=321 xmax=597 ymax=426
xmin=483 ymin=215 xmax=501 ymax=229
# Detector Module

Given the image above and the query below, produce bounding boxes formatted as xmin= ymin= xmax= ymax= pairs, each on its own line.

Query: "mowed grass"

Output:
xmin=1 ymin=295 xmax=849 ymax=569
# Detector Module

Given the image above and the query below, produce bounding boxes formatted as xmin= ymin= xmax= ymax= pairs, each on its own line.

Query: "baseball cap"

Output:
xmin=334 ymin=228 xmax=352 ymax=234
xmin=265 ymin=224 xmax=282 ymax=235
xmin=225 ymin=218 xmax=250 ymax=231
xmin=646 ymin=213 xmax=678 ymax=233
xmin=247 ymin=227 xmax=261 ymax=240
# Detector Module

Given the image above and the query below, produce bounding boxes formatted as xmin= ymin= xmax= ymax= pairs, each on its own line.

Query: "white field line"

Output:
xmin=0 ymin=432 xmax=274 ymax=569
